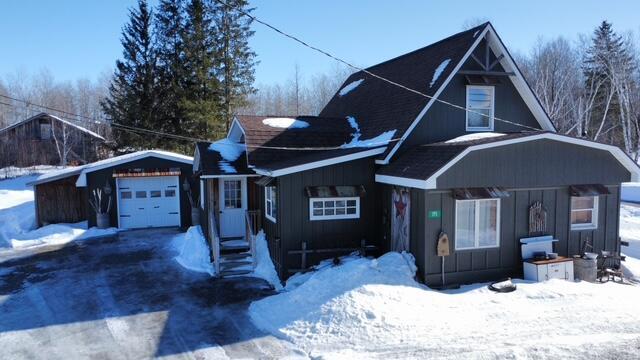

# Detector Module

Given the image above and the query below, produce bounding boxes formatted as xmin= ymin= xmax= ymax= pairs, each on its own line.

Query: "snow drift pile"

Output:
xmin=249 ymin=251 xmax=640 ymax=359
xmin=9 ymin=221 xmax=117 ymax=249
xmin=173 ymin=226 xmax=215 ymax=275
xmin=251 ymin=230 xmax=283 ymax=290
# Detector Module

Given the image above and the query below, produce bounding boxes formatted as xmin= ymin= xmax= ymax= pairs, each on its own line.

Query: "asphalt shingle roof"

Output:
xmin=320 ymin=23 xmax=489 ymax=159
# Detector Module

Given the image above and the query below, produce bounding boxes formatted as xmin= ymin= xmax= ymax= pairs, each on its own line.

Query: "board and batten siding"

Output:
xmin=35 ymin=175 xmax=88 ymax=227
xmin=260 ymin=157 xmax=378 ymax=278
xmin=436 ymin=139 xmax=631 ymax=189
xmin=419 ymin=186 xmax=621 ymax=285
xmin=400 ymin=39 xmax=542 ymax=154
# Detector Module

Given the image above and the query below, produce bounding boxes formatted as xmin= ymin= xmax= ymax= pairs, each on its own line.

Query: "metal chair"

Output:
xmin=597 ymin=251 xmax=624 ymax=283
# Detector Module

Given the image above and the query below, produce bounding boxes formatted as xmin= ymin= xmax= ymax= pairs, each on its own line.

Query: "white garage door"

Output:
xmin=117 ymin=176 xmax=181 ymax=229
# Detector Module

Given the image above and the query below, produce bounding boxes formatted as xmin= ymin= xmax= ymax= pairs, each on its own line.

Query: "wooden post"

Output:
xmin=301 ymin=241 xmax=307 ymax=270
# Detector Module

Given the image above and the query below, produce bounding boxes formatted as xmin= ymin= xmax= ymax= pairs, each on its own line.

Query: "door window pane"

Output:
xmin=150 ymin=190 xmax=161 ymax=198
xmin=136 ymin=191 xmax=147 ymax=198
xmin=121 ymin=191 xmax=132 ymax=199
xmin=165 ymin=189 xmax=176 ymax=197
xmin=224 ymin=180 xmax=241 ymax=208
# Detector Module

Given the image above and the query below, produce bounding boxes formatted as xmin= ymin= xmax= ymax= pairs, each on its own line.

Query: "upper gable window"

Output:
xmin=40 ymin=123 xmax=52 ymax=140
xmin=466 ymin=86 xmax=494 ymax=131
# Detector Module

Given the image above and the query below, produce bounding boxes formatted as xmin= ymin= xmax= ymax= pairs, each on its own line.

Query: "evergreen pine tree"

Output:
xmin=102 ymin=0 xmax=159 ymax=151
xmin=181 ymin=0 xmax=223 ymax=139
xmin=154 ymin=0 xmax=188 ymax=150
xmin=213 ymin=0 xmax=257 ymax=131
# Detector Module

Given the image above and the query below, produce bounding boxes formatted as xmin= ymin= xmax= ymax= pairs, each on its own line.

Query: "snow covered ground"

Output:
xmin=0 ymin=169 xmax=116 ymax=249
xmin=172 ymin=226 xmax=216 ymax=275
xmin=250 ymin=252 xmax=640 ymax=359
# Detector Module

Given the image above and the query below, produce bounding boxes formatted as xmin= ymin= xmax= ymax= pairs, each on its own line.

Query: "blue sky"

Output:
xmin=2 ymin=0 xmax=639 ymax=85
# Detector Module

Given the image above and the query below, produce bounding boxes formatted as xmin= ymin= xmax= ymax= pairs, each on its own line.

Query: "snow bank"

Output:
xmin=250 ymin=251 xmax=640 ymax=358
xmin=0 ymin=174 xmax=44 ymax=247
xmin=429 ymin=59 xmax=451 ymax=88
xmin=249 ymin=252 xmax=419 ymax=338
xmin=9 ymin=221 xmax=118 ymax=249
xmin=172 ymin=226 xmax=215 ymax=276
xmin=262 ymin=117 xmax=310 ymax=129
xmin=251 ymin=230 xmax=283 ymax=290
xmin=338 ymin=79 xmax=364 ymax=96
xmin=619 ymin=203 xmax=640 ymax=280
xmin=445 ymin=132 xmax=505 ymax=143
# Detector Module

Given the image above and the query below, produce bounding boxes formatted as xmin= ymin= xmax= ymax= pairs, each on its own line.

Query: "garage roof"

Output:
xmin=75 ymin=150 xmax=193 ymax=187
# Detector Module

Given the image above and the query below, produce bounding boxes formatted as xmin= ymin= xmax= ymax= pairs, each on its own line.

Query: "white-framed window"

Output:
xmin=265 ymin=186 xmax=277 ymax=223
xmin=40 ymin=123 xmax=52 ymax=140
xmin=310 ymin=197 xmax=360 ymax=221
xmin=466 ymin=85 xmax=494 ymax=131
xmin=571 ymin=196 xmax=598 ymax=230
xmin=455 ymin=198 xmax=500 ymax=250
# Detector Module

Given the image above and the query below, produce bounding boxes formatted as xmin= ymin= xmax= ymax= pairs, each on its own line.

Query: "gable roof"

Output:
xmin=320 ymin=22 xmax=555 ymax=164
xmin=194 ymin=141 xmax=254 ymax=177
xmin=376 ymin=132 xmax=640 ymax=189
xmin=0 ymin=112 xmax=106 ymax=141
xmin=232 ymin=115 xmax=386 ymax=176
xmin=75 ymin=150 xmax=193 ymax=187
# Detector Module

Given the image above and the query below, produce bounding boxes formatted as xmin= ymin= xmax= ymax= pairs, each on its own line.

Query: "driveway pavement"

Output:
xmin=0 ymin=228 xmax=306 ymax=359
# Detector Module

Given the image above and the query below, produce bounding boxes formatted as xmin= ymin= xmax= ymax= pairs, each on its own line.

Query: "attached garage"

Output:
xmin=29 ymin=150 xmax=196 ymax=230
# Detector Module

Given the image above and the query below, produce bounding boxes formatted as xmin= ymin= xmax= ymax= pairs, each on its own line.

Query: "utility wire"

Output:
xmin=0 ymin=99 xmax=403 ymax=150
xmin=213 ymin=0 xmax=542 ymax=132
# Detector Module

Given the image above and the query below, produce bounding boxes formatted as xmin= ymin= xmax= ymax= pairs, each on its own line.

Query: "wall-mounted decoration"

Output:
xmin=391 ymin=187 xmax=410 ymax=252
xmin=528 ymin=201 xmax=547 ymax=235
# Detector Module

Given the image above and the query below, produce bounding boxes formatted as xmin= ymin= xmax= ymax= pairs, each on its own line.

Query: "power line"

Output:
xmin=213 ymin=0 xmax=541 ymax=132
xmin=0 ymin=98 xmax=403 ymax=150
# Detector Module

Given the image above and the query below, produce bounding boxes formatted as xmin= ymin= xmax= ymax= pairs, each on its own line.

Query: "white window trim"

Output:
xmin=570 ymin=196 xmax=599 ymax=230
xmin=465 ymin=85 xmax=495 ymax=132
xmin=265 ymin=186 xmax=277 ymax=223
xmin=309 ymin=197 xmax=360 ymax=221
xmin=454 ymin=198 xmax=501 ymax=250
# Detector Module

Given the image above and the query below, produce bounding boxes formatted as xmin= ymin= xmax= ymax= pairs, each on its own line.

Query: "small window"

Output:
xmin=165 ymin=189 xmax=176 ymax=197
xmin=309 ymin=197 xmax=360 ymax=221
xmin=40 ymin=123 xmax=52 ymax=140
xmin=150 ymin=190 xmax=161 ymax=198
xmin=455 ymin=198 xmax=500 ymax=250
xmin=135 ymin=191 xmax=147 ymax=198
xmin=224 ymin=180 xmax=242 ymax=209
xmin=571 ymin=196 xmax=598 ymax=230
xmin=120 ymin=191 xmax=132 ymax=199
xmin=466 ymin=86 xmax=494 ymax=131
xmin=265 ymin=186 xmax=277 ymax=223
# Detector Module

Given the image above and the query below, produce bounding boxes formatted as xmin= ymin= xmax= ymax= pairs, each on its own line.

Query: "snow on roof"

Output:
xmin=347 ymin=116 xmax=360 ymax=133
xmin=28 ymin=166 xmax=86 ymax=186
xmin=341 ymin=116 xmax=397 ymax=148
xmin=75 ymin=150 xmax=193 ymax=187
xmin=429 ymin=59 xmax=451 ymax=88
xmin=338 ymin=79 xmax=364 ymax=96
xmin=0 ymin=112 xmax=105 ymax=141
xmin=209 ymin=138 xmax=246 ymax=174
xmin=444 ymin=132 xmax=506 ymax=144
xmin=262 ymin=117 xmax=310 ymax=129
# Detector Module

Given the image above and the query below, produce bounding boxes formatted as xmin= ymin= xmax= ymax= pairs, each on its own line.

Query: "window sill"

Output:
xmin=455 ymin=245 xmax=500 ymax=251
xmin=570 ymin=225 xmax=597 ymax=231
xmin=265 ymin=215 xmax=277 ymax=224
xmin=465 ymin=127 xmax=494 ymax=132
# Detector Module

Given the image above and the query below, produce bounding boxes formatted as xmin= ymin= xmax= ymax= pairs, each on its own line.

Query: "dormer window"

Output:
xmin=466 ymin=85 xmax=494 ymax=131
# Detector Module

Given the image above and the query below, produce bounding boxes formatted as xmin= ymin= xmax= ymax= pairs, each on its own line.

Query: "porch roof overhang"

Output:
xmin=375 ymin=132 xmax=640 ymax=190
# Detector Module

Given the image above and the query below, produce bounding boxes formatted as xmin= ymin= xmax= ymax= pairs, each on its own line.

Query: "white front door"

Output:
xmin=218 ymin=177 xmax=247 ymax=238
xmin=117 ymin=176 xmax=181 ymax=229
